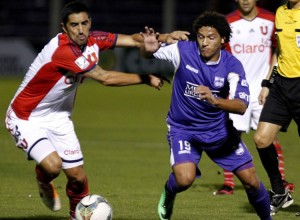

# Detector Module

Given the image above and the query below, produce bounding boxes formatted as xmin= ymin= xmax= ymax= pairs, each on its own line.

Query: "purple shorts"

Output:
xmin=167 ymin=129 xmax=253 ymax=176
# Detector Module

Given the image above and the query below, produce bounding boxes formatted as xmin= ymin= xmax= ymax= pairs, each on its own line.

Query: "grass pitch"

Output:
xmin=0 ymin=77 xmax=299 ymax=220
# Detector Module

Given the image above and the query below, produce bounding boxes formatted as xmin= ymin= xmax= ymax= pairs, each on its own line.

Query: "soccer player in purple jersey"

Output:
xmin=141 ymin=11 xmax=271 ymax=220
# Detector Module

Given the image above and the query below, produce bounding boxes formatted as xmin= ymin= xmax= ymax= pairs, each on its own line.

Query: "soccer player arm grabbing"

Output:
xmin=83 ymin=64 xmax=163 ymax=90
xmin=116 ymin=27 xmax=189 ymax=48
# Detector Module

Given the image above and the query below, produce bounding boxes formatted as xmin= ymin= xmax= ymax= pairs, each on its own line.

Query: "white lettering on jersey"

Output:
xmin=75 ymin=56 xmax=90 ymax=70
xmin=185 ymin=64 xmax=199 ymax=74
xmin=184 ymin=81 xmax=220 ymax=100
xmin=238 ymin=92 xmax=249 ymax=102
xmin=75 ymin=46 xmax=98 ymax=70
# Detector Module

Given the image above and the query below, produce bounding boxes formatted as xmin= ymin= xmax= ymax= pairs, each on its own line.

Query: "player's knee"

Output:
xmin=243 ymin=179 xmax=260 ymax=191
xmin=253 ymin=132 xmax=271 ymax=148
xmin=65 ymin=165 xmax=87 ymax=183
xmin=175 ymin=172 xmax=195 ymax=188
xmin=39 ymin=154 xmax=62 ymax=178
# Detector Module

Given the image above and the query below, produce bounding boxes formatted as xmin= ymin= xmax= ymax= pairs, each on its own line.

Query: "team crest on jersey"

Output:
xmin=235 ymin=143 xmax=245 ymax=156
xmin=241 ymin=79 xmax=248 ymax=87
xmin=213 ymin=76 xmax=224 ymax=88
xmin=75 ymin=56 xmax=90 ymax=70
xmin=260 ymin=26 xmax=268 ymax=35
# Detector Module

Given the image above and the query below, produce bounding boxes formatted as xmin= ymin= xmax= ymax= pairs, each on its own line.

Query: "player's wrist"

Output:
xmin=139 ymin=74 xmax=150 ymax=84
xmin=261 ymin=79 xmax=271 ymax=88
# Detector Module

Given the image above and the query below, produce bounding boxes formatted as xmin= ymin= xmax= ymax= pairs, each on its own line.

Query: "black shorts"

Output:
xmin=260 ymin=74 xmax=300 ymax=135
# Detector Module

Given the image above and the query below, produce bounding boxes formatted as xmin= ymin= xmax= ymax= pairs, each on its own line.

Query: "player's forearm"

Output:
xmin=265 ymin=49 xmax=278 ymax=80
xmin=213 ymin=98 xmax=247 ymax=115
xmin=95 ymin=71 xmax=145 ymax=86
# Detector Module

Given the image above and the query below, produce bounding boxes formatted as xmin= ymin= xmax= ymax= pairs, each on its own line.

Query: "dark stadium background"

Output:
xmin=0 ymin=0 xmax=285 ymax=51
xmin=0 ymin=0 xmax=285 ymax=76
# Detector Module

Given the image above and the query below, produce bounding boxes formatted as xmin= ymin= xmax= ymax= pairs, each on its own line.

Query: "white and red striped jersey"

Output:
xmin=8 ymin=31 xmax=117 ymax=121
xmin=226 ymin=7 xmax=276 ymax=102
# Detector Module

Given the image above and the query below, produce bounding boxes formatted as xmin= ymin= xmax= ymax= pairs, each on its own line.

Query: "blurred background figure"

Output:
xmin=213 ymin=0 xmax=294 ymax=196
xmin=0 ymin=0 xmax=284 ymax=78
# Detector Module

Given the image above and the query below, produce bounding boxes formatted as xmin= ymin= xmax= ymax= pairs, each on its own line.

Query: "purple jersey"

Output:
xmin=154 ymin=41 xmax=249 ymax=139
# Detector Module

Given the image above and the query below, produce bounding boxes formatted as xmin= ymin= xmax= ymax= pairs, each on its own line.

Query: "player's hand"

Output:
xmin=258 ymin=87 xmax=269 ymax=105
xmin=194 ymin=85 xmax=215 ymax=104
xmin=148 ymin=74 xmax=164 ymax=90
xmin=140 ymin=26 xmax=161 ymax=54
xmin=152 ymin=73 xmax=171 ymax=84
xmin=166 ymin=31 xmax=190 ymax=44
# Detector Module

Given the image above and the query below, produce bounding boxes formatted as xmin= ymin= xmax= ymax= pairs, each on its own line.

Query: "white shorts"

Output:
xmin=229 ymin=100 xmax=263 ymax=133
xmin=5 ymin=110 xmax=84 ymax=169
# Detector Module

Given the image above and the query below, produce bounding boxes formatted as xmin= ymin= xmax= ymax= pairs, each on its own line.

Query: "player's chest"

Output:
xmin=230 ymin=20 xmax=273 ymax=43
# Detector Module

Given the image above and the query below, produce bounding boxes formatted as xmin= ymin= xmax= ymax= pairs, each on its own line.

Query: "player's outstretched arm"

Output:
xmin=84 ymin=65 xmax=164 ymax=90
xmin=115 ymin=26 xmax=189 ymax=48
xmin=139 ymin=27 xmax=161 ymax=58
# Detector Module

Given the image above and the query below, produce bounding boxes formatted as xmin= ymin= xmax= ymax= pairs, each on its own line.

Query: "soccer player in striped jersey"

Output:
xmin=4 ymin=1 xmax=189 ymax=219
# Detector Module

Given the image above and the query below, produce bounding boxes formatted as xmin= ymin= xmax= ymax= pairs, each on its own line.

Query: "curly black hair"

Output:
xmin=192 ymin=11 xmax=231 ymax=43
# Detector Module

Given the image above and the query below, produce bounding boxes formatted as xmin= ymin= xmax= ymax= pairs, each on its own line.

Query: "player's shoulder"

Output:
xmin=226 ymin=10 xmax=240 ymax=23
xmin=221 ymin=49 xmax=237 ymax=61
xmin=55 ymin=34 xmax=82 ymax=59
xmin=256 ymin=7 xmax=275 ymax=21
xmin=177 ymin=40 xmax=196 ymax=49
xmin=221 ymin=50 xmax=243 ymax=68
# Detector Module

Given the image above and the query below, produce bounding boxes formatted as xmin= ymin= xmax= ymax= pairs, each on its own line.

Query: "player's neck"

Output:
xmin=240 ymin=7 xmax=258 ymax=21
xmin=288 ymin=1 xmax=300 ymax=9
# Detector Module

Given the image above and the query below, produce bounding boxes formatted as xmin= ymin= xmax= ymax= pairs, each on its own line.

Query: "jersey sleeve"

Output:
xmin=52 ymin=45 xmax=96 ymax=75
xmin=153 ymin=43 xmax=180 ymax=68
xmin=226 ymin=56 xmax=250 ymax=106
xmin=90 ymin=31 xmax=117 ymax=50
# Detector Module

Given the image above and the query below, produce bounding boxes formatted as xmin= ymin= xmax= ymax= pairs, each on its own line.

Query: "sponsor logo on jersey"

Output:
xmin=178 ymin=149 xmax=191 ymax=155
xmin=64 ymin=149 xmax=81 ymax=155
xmin=238 ymin=92 xmax=249 ymax=102
xmin=185 ymin=64 xmax=199 ymax=74
xmin=232 ymin=42 xmax=268 ymax=54
xmin=75 ymin=46 xmax=98 ymax=70
xmin=75 ymin=56 xmax=90 ymax=70
xmin=184 ymin=82 xmax=199 ymax=98
xmin=184 ymin=81 xmax=220 ymax=100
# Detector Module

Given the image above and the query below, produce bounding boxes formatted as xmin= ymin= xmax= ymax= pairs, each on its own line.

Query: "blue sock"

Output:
xmin=246 ymin=182 xmax=271 ymax=220
xmin=165 ymin=172 xmax=187 ymax=195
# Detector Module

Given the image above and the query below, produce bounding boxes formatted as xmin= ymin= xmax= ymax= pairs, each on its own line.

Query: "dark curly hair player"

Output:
xmin=141 ymin=11 xmax=272 ymax=220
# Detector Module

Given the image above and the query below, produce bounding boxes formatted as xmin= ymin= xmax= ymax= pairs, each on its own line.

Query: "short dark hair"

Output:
xmin=61 ymin=1 xmax=91 ymax=25
xmin=192 ymin=11 xmax=231 ymax=43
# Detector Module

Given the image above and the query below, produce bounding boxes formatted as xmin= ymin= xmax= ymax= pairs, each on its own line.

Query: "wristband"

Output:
xmin=261 ymin=79 xmax=271 ymax=88
xmin=139 ymin=74 xmax=150 ymax=84
xmin=269 ymin=66 xmax=278 ymax=84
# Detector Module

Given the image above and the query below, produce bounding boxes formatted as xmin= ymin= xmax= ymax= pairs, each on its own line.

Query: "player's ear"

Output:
xmin=61 ymin=22 xmax=67 ymax=33
xmin=221 ymin=37 xmax=225 ymax=44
